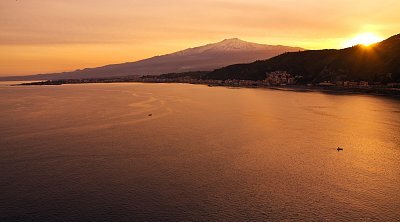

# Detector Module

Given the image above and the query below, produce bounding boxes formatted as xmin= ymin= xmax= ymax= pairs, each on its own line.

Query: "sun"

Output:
xmin=343 ymin=33 xmax=384 ymax=48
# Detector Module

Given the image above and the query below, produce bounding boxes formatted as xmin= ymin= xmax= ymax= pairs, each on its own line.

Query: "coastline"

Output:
xmin=14 ymin=79 xmax=400 ymax=98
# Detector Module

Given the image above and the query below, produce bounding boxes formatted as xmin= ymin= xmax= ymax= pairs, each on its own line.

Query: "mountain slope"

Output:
xmin=1 ymin=38 xmax=303 ymax=81
xmin=205 ymin=34 xmax=400 ymax=83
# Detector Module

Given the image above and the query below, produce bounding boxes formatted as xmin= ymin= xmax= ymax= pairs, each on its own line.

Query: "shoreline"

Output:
xmin=15 ymin=79 xmax=400 ymax=98
xmin=267 ymin=85 xmax=400 ymax=98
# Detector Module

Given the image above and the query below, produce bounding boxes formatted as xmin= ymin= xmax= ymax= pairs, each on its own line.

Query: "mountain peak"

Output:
xmin=209 ymin=38 xmax=268 ymax=51
xmin=171 ymin=38 xmax=261 ymax=56
xmin=221 ymin=38 xmax=243 ymax=42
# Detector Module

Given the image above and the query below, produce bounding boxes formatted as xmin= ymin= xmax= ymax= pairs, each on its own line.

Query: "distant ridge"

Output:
xmin=0 ymin=38 xmax=304 ymax=81
xmin=204 ymin=34 xmax=400 ymax=83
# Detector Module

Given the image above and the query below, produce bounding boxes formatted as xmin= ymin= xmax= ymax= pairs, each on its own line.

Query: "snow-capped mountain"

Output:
xmin=172 ymin=38 xmax=300 ymax=55
xmin=1 ymin=38 xmax=304 ymax=81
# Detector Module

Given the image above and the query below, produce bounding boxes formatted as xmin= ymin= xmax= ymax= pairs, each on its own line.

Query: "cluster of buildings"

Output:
xmin=139 ymin=77 xmax=266 ymax=87
xmin=264 ymin=71 xmax=297 ymax=86
xmin=139 ymin=70 xmax=399 ymax=89
xmin=318 ymin=81 xmax=369 ymax=87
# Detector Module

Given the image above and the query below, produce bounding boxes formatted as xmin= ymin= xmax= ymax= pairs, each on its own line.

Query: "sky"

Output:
xmin=0 ymin=0 xmax=399 ymax=76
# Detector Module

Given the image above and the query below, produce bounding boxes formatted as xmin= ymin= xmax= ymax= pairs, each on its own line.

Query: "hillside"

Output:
xmin=0 ymin=38 xmax=303 ymax=81
xmin=205 ymin=34 xmax=400 ymax=83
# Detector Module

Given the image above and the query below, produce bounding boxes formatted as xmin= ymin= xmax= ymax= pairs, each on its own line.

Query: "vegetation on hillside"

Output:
xmin=204 ymin=34 xmax=400 ymax=83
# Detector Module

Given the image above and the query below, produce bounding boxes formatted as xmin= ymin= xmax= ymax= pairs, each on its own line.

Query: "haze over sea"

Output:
xmin=0 ymin=82 xmax=399 ymax=221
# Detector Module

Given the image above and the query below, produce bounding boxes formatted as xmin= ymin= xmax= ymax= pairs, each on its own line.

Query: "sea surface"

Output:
xmin=0 ymin=82 xmax=399 ymax=221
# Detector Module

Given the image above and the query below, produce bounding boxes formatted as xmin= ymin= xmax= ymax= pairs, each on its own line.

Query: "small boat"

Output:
xmin=148 ymin=114 xmax=153 ymax=116
xmin=337 ymin=147 xmax=344 ymax=151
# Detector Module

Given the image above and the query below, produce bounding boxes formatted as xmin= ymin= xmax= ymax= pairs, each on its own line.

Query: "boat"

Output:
xmin=337 ymin=147 xmax=344 ymax=151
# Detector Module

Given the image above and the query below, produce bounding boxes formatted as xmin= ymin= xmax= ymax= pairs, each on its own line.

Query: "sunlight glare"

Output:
xmin=343 ymin=33 xmax=384 ymax=48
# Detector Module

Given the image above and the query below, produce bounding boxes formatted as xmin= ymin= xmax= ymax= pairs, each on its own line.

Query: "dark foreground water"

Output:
xmin=0 ymin=82 xmax=399 ymax=221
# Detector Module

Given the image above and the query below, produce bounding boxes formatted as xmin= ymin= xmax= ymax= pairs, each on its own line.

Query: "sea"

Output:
xmin=1 ymin=82 xmax=399 ymax=221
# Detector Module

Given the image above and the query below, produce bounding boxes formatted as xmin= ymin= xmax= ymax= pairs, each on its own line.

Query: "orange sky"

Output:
xmin=0 ymin=0 xmax=399 ymax=76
